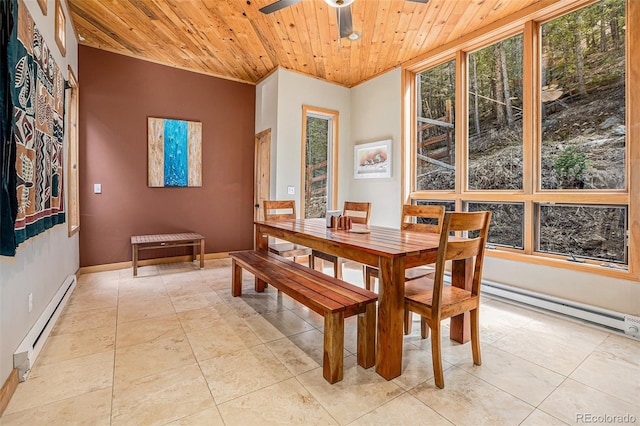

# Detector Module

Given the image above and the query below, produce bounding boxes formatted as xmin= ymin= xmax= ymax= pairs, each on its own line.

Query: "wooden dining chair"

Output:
xmin=404 ymin=211 xmax=491 ymax=389
xmin=364 ymin=204 xmax=445 ymax=294
xmin=311 ymin=201 xmax=371 ymax=280
xmin=263 ymin=200 xmax=312 ymax=263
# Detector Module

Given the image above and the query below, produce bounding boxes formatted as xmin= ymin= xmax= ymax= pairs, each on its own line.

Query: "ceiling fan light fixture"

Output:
xmin=323 ymin=0 xmax=355 ymax=8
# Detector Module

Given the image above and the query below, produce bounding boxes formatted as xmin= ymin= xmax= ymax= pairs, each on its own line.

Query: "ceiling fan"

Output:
xmin=259 ymin=0 xmax=430 ymax=41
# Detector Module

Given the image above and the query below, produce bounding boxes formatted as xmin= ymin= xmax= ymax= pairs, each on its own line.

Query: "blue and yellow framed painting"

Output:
xmin=148 ymin=117 xmax=202 ymax=187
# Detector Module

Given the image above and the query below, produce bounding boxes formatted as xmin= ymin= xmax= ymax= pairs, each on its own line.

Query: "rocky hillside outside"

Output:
xmin=416 ymin=0 xmax=627 ymax=265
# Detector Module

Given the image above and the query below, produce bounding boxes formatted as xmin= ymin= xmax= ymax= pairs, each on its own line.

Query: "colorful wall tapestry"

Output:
xmin=1 ymin=0 xmax=18 ymax=256
xmin=148 ymin=117 xmax=202 ymax=187
xmin=5 ymin=0 xmax=65 ymax=253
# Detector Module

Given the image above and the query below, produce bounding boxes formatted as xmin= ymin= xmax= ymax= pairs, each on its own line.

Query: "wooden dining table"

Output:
xmin=254 ymin=218 xmax=473 ymax=381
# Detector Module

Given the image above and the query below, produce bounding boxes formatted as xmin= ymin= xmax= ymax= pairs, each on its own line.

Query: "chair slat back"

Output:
xmin=343 ymin=201 xmax=371 ymax=225
xmin=264 ymin=200 xmax=296 ymax=221
xmin=401 ymin=204 xmax=445 ymax=234
xmin=445 ymin=239 xmax=484 ymax=262
xmin=432 ymin=211 xmax=491 ymax=316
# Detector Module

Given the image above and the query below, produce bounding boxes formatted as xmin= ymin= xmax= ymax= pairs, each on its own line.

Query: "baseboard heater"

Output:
xmin=473 ymin=277 xmax=640 ymax=341
xmin=13 ymin=274 xmax=77 ymax=382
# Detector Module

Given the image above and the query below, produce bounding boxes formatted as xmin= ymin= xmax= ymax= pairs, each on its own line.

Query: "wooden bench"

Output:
xmin=131 ymin=232 xmax=205 ymax=277
xmin=230 ymin=250 xmax=378 ymax=384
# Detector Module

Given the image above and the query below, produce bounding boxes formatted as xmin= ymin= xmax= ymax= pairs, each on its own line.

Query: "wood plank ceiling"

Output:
xmin=68 ymin=0 xmax=543 ymax=87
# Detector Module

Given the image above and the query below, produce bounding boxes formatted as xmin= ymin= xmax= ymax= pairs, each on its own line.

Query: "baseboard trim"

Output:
xmin=78 ymin=252 xmax=230 ymax=274
xmin=0 ymin=368 xmax=19 ymax=416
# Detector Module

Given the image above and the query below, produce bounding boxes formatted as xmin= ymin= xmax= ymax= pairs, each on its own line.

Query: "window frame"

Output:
xmin=54 ymin=0 xmax=66 ymax=57
xmin=67 ymin=66 xmax=79 ymax=237
xmin=535 ymin=202 xmax=628 ymax=265
xmin=300 ymin=105 xmax=339 ymax=218
xmin=402 ymin=0 xmax=638 ymax=280
xmin=414 ymin=57 xmax=458 ymax=193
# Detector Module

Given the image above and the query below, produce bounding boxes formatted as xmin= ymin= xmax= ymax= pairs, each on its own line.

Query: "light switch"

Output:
xmin=287 ymin=186 xmax=295 ymax=195
xmin=94 ymin=183 xmax=102 ymax=194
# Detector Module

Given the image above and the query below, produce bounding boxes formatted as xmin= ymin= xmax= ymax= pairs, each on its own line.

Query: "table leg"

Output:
xmin=254 ymin=225 xmax=267 ymax=292
xmin=199 ymin=239 xmax=205 ymax=269
xmin=132 ymin=244 xmax=138 ymax=277
xmin=375 ymin=256 xmax=405 ymax=380
xmin=450 ymin=257 xmax=473 ymax=343
xmin=357 ymin=303 xmax=376 ymax=369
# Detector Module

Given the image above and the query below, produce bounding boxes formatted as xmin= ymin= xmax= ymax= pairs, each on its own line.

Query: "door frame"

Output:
xmin=300 ymin=105 xmax=339 ymax=218
xmin=254 ymin=128 xmax=271 ymax=222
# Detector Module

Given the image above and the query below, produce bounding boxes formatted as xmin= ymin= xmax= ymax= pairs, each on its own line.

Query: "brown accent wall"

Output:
xmin=78 ymin=46 xmax=255 ymax=266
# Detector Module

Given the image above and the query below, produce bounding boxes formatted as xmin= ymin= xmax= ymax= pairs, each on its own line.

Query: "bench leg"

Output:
xmin=132 ymin=244 xmax=138 ymax=277
xmin=199 ymin=239 xmax=205 ymax=269
xmin=254 ymin=277 xmax=267 ymax=293
xmin=357 ymin=303 xmax=376 ymax=369
xmin=232 ymin=260 xmax=243 ymax=297
xmin=323 ymin=311 xmax=344 ymax=384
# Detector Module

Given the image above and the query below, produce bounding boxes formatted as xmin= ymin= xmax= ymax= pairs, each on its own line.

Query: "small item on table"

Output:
xmin=330 ymin=215 xmax=352 ymax=230
xmin=348 ymin=228 xmax=370 ymax=234
xmin=326 ymin=210 xmax=342 ymax=228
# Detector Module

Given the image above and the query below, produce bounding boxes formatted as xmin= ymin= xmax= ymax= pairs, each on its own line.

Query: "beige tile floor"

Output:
xmin=2 ymin=259 xmax=639 ymax=425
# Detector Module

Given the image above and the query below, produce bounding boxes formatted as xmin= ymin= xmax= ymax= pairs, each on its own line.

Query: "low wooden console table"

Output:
xmin=131 ymin=232 xmax=205 ymax=276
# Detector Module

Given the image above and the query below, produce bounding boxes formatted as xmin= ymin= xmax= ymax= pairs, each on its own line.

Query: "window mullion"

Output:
xmin=523 ymin=20 xmax=538 ymax=253
xmin=627 ymin=0 xmax=639 ymax=275
xmin=456 ymin=50 xmax=468 ymax=196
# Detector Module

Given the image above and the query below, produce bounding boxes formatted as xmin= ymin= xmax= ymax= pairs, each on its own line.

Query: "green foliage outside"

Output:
xmin=306 ymin=117 xmax=328 ymax=168
xmin=305 ymin=116 xmax=329 ymax=218
xmin=552 ymin=146 xmax=590 ymax=189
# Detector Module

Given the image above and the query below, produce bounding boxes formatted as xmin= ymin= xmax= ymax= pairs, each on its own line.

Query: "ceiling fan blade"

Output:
xmin=406 ymin=0 xmax=430 ymax=3
xmin=259 ymin=0 xmax=303 ymax=15
xmin=337 ymin=5 xmax=353 ymax=39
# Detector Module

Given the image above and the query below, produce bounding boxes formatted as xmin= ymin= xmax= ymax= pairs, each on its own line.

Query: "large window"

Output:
xmin=540 ymin=0 xmax=626 ymax=190
xmin=537 ymin=204 xmax=627 ymax=264
xmin=407 ymin=0 xmax=634 ymax=276
xmin=415 ymin=60 xmax=456 ymax=191
xmin=466 ymin=201 xmax=524 ymax=249
xmin=302 ymin=106 xmax=338 ymax=218
xmin=468 ymin=34 xmax=523 ymax=190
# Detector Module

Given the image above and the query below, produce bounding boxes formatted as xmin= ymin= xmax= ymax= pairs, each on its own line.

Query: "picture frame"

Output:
xmin=37 ymin=0 xmax=47 ymax=15
xmin=54 ymin=0 xmax=66 ymax=57
xmin=353 ymin=139 xmax=392 ymax=179
xmin=148 ymin=117 xmax=202 ymax=187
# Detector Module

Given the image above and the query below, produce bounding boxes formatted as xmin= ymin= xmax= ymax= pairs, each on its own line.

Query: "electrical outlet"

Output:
xmin=287 ymin=186 xmax=295 ymax=195
xmin=28 ymin=293 xmax=33 ymax=313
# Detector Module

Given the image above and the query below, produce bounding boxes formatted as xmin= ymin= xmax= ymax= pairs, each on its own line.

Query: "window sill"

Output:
xmin=485 ymin=249 xmax=637 ymax=281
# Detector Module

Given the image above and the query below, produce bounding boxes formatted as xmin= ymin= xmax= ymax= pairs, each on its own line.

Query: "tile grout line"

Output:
xmin=169 ymin=269 xmax=227 ymax=425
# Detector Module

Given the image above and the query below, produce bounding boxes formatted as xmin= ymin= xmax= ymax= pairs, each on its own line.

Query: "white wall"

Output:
xmin=350 ymin=69 xmax=402 ymax=227
xmin=256 ymin=68 xmax=351 ymax=211
xmin=0 ymin=0 xmax=79 ymax=387
xmin=255 ymin=72 xmax=279 ymax=198
xmin=482 ymin=257 xmax=640 ymax=316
